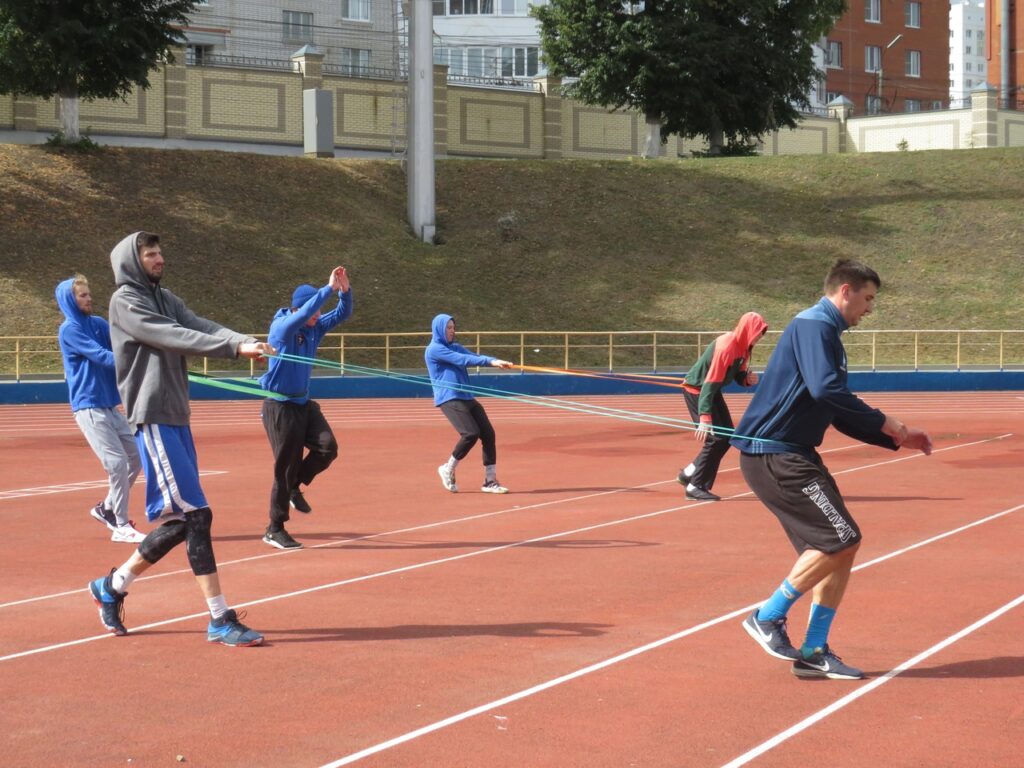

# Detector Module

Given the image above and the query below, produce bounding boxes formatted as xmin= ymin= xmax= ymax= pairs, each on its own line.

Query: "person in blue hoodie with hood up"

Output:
xmin=56 ymin=274 xmax=145 ymax=543
xmin=732 ymin=259 xmax=932 ymax=681
xmin=259 ymin=266 xmax=352 ymax=550
xmin=425 ymin=313 xmax=514 ymax=494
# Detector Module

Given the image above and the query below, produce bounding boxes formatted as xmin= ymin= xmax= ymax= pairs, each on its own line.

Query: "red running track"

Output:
xmin=0 ymin=392 xmax=1022 ymax=767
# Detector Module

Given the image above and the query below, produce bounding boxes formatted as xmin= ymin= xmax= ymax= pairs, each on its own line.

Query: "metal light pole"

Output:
xmin=877 ymin=33 xmax=903 ymax=113
xmin=407 ymin=0 xmax=436 ymax=244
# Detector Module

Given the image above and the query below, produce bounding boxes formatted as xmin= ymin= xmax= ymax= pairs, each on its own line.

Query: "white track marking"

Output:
xmin=0 ymin=471 xmax=226 ymax=502
xmin=719 ymin=593 xmax=1024 ymax=768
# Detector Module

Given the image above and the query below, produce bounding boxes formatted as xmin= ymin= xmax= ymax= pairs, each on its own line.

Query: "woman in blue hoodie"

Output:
xmin=56 ymin=275 xmax=145 ymax=543
xmin=424 ymin=314 xmax=514 ymax=494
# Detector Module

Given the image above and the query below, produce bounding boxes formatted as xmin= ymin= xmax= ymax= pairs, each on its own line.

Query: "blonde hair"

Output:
xmin=72 ymin=273 xmax=89 ymax=291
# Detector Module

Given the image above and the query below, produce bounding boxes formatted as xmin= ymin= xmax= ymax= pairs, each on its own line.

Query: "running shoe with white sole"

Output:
xmin=481 ymin=480 xmax=509 ymax=494
xmin=438 ymin=464 xmax=458 ymax=493
xmin=88 ymin=568 xmax=127 ymax=636
xmin=742 ymin=608 xmax=800 ymax=661
xmin=111 ymin=522 xmax=147 ymax=543
xmin=792 ymin=645 xmax=864 ymax=680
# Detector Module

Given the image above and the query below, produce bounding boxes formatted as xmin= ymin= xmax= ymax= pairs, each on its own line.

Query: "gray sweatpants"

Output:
xmin=74 ymin=407 xmax=142 ymax=525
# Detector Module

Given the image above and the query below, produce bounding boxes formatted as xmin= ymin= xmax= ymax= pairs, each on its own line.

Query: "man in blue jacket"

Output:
xmin=425 ymin=313 xmax=514 ymax=494
xmin=56 ymin=275 xmax=145 ymax=543
xmin=259 ymin=267 xmax=352 ymax=550
xmin=731 ymin=259 xmax=932 ymax=680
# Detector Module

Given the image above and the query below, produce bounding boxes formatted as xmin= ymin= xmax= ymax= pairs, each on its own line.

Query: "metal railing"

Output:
xmin=188 ymin=53 xmax=300 ymax=72
xmin=4 ymin=330 xmax=1024 ymax=382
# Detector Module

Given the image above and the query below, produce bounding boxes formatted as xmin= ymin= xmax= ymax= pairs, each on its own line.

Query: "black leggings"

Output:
xmin=682 ymin=388 xmax=733 ymax=490
xmin=138 ymin=507 xmax=217 ymax=576
xmin=440 ymin=398 xmax=496 ymax=465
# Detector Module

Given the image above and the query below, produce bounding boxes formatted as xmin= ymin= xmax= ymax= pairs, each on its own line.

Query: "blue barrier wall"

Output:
xmin=3 ymin=370 xmax=1023 ymax=405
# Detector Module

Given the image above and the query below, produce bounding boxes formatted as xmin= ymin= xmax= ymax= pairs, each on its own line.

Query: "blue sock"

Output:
xmin=756 ymin=579 xmax=803 ymax=621
xmin=801 ymin=603 xmax=837 ymax=657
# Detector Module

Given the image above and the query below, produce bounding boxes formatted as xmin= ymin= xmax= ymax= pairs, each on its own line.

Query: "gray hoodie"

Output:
xmin=108 ymin=232 xmax=254 ymax=428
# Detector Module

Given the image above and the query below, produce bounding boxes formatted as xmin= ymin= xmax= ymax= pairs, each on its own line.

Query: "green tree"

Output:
xmin=534 ymin=0 xmax=846 ymax=157
xmin=0 ymin=0 xmax=196 ymax=140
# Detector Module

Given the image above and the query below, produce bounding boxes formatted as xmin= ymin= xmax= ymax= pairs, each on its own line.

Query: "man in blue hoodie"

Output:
xmin=731 ymin=259 xmax=932 ymax=680
xmin=56 ymin=274 xmax=145 ymax=543
xmin=425 ymin=314 xmax=514 ymax=494
xmin=259 ymin=267 xmax=352 ymax=550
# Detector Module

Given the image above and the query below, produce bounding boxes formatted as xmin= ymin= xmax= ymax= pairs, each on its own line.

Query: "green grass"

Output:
xmin=2 ymin=143 xmax=1022 ymax=354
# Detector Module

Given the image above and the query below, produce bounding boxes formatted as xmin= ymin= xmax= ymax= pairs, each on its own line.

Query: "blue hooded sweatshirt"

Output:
xmin=730 ymin=297 xmax=895 ymax=458
xmin=424 ymin=313 xmax=496 ymax=407
xmin=259 ymin=284 xmax=353 ymax=404
xmin=55 ymin=278 xmax=121 ymax=412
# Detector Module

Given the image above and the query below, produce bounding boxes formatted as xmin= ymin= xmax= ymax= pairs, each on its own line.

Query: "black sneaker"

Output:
xmin=90 ymin=502 xmax=117 ymax=531
xmin=263 ymin=528 xmax=302 ymax=550
xmin=88 ymin=568 xmax=127 ymax=636
xmin=792 ymin=645 xmax=864 ymax=679
xmin=289 ymin=490 xmax=312 ymax=514
xmin=685 ymin=485 xmax=721 ymax=501
xmin=742 ymin=609 xmax=800 ymax=661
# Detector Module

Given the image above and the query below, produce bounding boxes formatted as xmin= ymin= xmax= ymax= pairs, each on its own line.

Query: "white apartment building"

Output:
xmin=949 ymin=0 xmax=987 ymax=104
xmin=182 ymin=0 xmax=400 ymax=75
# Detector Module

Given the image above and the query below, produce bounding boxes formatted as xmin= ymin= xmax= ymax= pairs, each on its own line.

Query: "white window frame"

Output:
xmin=340 ymin=47 xmax=370 ymax=75
xmin=905 ymin=98 xmax=921 ymax=113
xmin=904 ymin=1 xmax=920 ymax=29
xmin=866 ymin=95 xmax=882 ymax=115
xmin=865 ymin=45 xmax=881 ymax=73
xmin=826 ymin=40 xmax=842 ymax=69
xmin=342 ymin=0 xmax=370 ymax=21
xmin=282 ymin=10 xmax=314 ymax=42
xmin=905 ymin=49 xmax=921 ymax=78
xmin=865 ymin=0 xmax=881 ymax=24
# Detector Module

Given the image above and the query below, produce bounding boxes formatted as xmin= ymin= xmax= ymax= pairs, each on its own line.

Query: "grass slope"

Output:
xmin=2 ymin=144 xmax=1022 ymax=343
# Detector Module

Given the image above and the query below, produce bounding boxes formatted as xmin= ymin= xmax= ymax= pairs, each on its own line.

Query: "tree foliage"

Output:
xmin=534 ymin=0 xmax=846 ymax=143
xmin=0 ymin=0 xmax=196 ymax=101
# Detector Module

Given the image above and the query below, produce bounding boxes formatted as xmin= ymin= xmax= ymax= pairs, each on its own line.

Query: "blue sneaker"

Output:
xmin=742 ymin=609 xmax=800 ymax=661
xmin=88 ymin=569 xmax=127 ymax=636
xmin=207 ymin=609 xmax=264 ymax=647
xmin=792 ymin=645 xmax=864 ymax=680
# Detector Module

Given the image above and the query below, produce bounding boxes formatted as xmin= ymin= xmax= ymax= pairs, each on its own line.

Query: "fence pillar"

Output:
xmin=827 ymin=95 xmax=854 ymax=154
xmin=970 ymin=83 xmax=998 ymax=148
xmin=535 ymin=75 xmax=563 ymax=159
xmin=165 ymin=45 xmax=188 ymax=139
xmin=292 ymin=45 xmax=324 ymax=90
xmin=433 ymin=63 xmax=449 ymax=156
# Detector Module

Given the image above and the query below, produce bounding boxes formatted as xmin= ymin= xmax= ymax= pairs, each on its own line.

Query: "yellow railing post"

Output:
xmin=564 ymin=333 xmax=569 ymax=370
xmin=914 ymin=332 xmax=918 ymax=371
xmin=339 ymin=334 xmax=345 ymax=373
xmin=652 ymin=331 xmax=658 ymax=372
xmin=871 ymin=332 xmax=876 ymax=371
xmin=15 ymin=339 xmax=20 ymax=382
xmin=519 ymin=333 xmax=524 ymax=368
xmin=203 ymin=356 xmax=209 ymax=375
xmin=999 ymin=332 xmax=1004 ymax=370
xmin=956 ymin=332 xmax=961 ymax=370
xmin=608 ymin=333 xmax=613 ymax=372
xmin=385 ymin=334 xmax=391 ymax=372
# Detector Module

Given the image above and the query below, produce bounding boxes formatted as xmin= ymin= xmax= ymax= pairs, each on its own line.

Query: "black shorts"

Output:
xmin=739 ymin=452 xmax=861 ymax=555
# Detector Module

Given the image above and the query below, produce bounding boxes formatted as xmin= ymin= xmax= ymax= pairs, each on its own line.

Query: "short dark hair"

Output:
xmin=824 ymin=259 xmax=880 ymax=294
xmin=136 ymin=231 xmax=160 ymax=250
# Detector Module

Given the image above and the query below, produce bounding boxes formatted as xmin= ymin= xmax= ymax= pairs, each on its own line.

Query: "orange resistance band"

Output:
xmin=516 ymin=364 xmax=687 ymax=390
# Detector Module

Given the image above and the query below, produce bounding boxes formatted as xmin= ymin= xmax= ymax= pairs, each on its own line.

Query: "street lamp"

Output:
xmin=877 ymin=34 xmax=903 ymax=113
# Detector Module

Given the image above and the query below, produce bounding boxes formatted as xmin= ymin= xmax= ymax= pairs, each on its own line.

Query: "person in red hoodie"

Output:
xmin=677 ymin=311 xmax=768 ymax=501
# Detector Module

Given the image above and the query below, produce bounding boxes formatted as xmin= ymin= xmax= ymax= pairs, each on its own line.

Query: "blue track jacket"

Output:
xmin=730 ymin=297 xmax=896 ymax=458
xmin=260 ymin=285 xmax=353 ymax=404
xmin=55 ymin=278 xmax=121 ymax=412
xmin=424 ymin=313 xmax=496 ymax=406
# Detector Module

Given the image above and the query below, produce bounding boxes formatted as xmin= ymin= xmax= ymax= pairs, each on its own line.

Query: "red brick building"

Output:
xmin=987 ymin=0 xmax=1024 ymax=106
xmin=823 ymin=0 xmax=950 ymax=115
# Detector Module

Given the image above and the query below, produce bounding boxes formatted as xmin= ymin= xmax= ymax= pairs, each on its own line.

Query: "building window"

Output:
xmin=865 ymin=0 xmax=881 ymax=23
xmin=282 ymin=11 xmax=313 ymax=42
xmin=931 ymin=100 xmax=943 ymax=110
xmin=977 ymin=31 xmax=984 ymax=48
xmin=949 ymin=29 xmax=954 ymax=38
xmin=950 ymin=62 xmax=954 ymax=71
xmin=866 ymin=95 xmax=882 ymax=114
xmin=965 ymin=78 xmax=973 ymax=88
xmin=905 ymin=1 xmax=920 ymax=28
xmin=433 ymin=1 xmax=446 ymax=14
xmin=342 ymin=0 xmax=370 ymax=21
xmin=448 ymin=0 xmax=495 ymax=13
xmin=340 ymin=47 xmax=370 ymax=75
xmin=905 ymin=98 xmax=921 ymax=112
xmin=965 ymin=61 xmax=972 ymax=72
xmin=186 ymin=45 xmax=213 ymax=65
xmin=978 ymin=62 xmax=984 ymax=73
xmin=865 ymin=45 xmax=881 ymax=73
xmin=826 ymin=91 xmax=842 ymax=104
xmin=966 ymin=29 xmax=973 ymax=38
xmin=500 ymin=0 xmax=529 ymax=12
xmin=905 ymin=49 xmax=921 ymax=77
xmin=500 ymin=46 xmax=540 ymax=77
xmin=966 ymin=45 xmax=972 ymax=54
xmin=826 ymin=40 xmax=843 ymax=68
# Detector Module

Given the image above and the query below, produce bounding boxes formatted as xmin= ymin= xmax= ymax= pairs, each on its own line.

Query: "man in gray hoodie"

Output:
xmin=88 ymin=231 xmax=275 ymax=646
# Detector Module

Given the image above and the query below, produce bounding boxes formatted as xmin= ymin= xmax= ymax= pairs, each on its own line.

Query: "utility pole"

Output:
xmin=406 ymin=0 xmax=436 ymax=244
xmin=877 ymin=33 xmax=903 ymax=113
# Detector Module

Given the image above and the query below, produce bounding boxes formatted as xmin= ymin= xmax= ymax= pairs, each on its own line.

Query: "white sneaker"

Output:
xmin=437 ymin=464 xmax=458 ymax=493
xmin=111 ymin=522 xmax=147 ymax=543
xmin=481 ymin=480 xmax=508 ymax=494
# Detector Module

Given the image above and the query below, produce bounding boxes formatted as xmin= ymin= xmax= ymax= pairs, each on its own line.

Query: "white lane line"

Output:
xmin=313 ymin=502 xmax=1024 ymax=768
xmin=0 ymin=471 xmax=227 ymax=501
xmin=719 ymin=592 xmax=1024 ymax=768
xmin=0 ymin=437 xmax=1013 ymax=664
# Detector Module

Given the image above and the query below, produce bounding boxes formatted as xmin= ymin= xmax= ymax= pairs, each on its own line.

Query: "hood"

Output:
xmin=55 ymin=278 xmax=89 ymax=325
xmin=110 ymin=231 xmax=152 ymax=289
xmin=732 ymin=311 xmax=768 ymax=351
xmin=431 ymin=313 xmax=453 ymax=345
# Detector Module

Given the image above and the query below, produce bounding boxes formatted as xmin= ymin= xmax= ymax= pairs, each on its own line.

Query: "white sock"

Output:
xmin=484 ymin=464 xmax=497 ymax=482
xmin=207 ymin=595 xmax=229 ymax=620
xmin=686 ymin=483 xmax=699 ymax=493
xmin=446 ymin=456 xmax=459 ymax=471
xmin=111 ymin=566 xmax=136 ymax=594
xmin=684 ymin=463 xmax=696 ymax=477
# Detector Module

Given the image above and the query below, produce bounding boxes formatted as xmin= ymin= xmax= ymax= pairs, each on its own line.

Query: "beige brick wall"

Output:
xmin=34 ymin=78 xmax=167 ymax=136
xmin=763 ymin=115 xmax=840 ymax=156
xmin=326 ymin=75 xmax=406 ymax=150
xmin=998 ymin=112 xmax=1024 ymax=148
xmin=0 ymin=93 xmax=13 ymax=128
xmin=186 ymin=67 xmax=302 ymax=144
xmin=846 ymin=111 xmax=973 ymax=153
xmin=561 ymin=100 xmax=638 ymax=158
xmin=446 ymin=87 xmax=544 ymax=158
